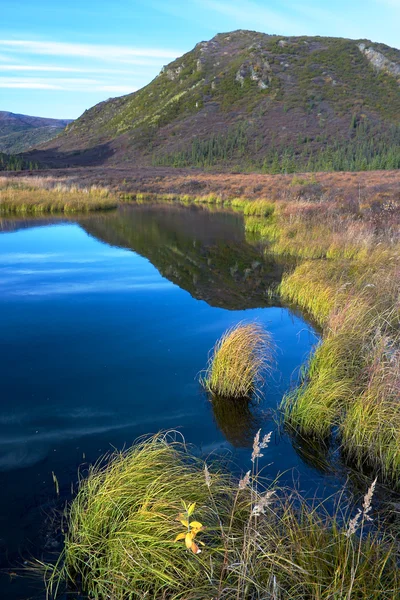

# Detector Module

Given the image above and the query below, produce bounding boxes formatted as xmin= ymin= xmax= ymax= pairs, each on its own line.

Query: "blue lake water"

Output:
xmin=0 ymin=204 xmax=341 ymax=598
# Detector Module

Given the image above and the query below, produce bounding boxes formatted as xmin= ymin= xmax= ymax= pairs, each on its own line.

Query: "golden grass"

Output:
xmin=0 ymin=177 xmax=117 ymax=213
xmin=275 ymin=235 xmax=400 ymax=485
xmin=202 ymin=322 xmax=274 ymax=399
xmin=40 ymin=433 xmax=400 ymax=600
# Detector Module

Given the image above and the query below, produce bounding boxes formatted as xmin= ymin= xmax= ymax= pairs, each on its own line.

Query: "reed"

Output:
xmin=202 ymin=322 xmax=274 ymax=399
xmin=40 ymin=433 xmax=400 ymax=600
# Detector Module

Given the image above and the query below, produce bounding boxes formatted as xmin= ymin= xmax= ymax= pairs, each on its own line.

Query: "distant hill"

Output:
xmin=27 ymin=31 xmax=400 ymax=172
xmin=0 ymin=111 xmax=72 ymax=154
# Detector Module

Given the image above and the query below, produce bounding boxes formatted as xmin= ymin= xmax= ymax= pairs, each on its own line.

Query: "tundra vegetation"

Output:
xmin=41 ymin=433 xmax=399 ymax=600
xmin=0 ymin=177 xmax=117 ymax=213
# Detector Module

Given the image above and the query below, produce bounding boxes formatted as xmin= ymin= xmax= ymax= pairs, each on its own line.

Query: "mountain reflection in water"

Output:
xmin=79 ymin=204 xmax=288 ymax=310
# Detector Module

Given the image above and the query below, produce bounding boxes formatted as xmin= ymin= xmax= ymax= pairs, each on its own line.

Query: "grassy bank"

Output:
xmin=247 ymin=200 xmax=400 ymax=488
xmin=247 ymin=202 xmax=400 ymax=486
xmin=42 ymin=433 xmax=399 ymax=600
xmin=246 ymin=197 xmax=398 ymax=488
xmin=0 ymin=176 xmax=117 ymax=214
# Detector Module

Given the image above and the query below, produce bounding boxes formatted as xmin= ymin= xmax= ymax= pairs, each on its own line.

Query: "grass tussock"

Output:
xmin=202 ymin=322 xmax=274 ymax=399
xmin=41 ymin=433 xmax=400 ymax=600
xmin=0 ymin=177 xmax=117 ymax=214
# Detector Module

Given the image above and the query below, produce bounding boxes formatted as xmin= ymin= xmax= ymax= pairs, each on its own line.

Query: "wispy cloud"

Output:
xmin=287 ymin=2 xmax=364 ymax=39
xmin=0 ymin=37 xmax=179 ymax=111
xmin=0 ymin=81 xmax=61 ymax=89
xmin=0 ymin=39 xmax=182 ymax=62
xmin=0 ymin=77 xmax=135 ymax=92
xmin=0 ymin=64 xmax=148 ymax=75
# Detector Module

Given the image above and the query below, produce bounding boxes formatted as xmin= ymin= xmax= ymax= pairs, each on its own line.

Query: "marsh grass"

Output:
xmin=202 ymin=322 xmax=274 ymax=400
xmin=280 ymin=256 xmax=400 ymax=485
xmin=0 ymin=177 xmax=117 ymax=213
xmin=242 ymin=199 xmax=275 ymax=217
xmin=40 ymin=432 xmax=400 ymax=600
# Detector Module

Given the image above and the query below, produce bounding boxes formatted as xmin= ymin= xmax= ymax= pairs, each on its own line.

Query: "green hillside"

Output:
xmin=29 ymin=30 xmax=400 ymax=172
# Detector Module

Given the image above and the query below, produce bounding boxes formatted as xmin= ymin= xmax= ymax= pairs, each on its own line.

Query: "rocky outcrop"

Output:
xmin=358 ymin=43 xmax=400 ymax=82
xmin=235 ymin=59 xmax=272 ymax=89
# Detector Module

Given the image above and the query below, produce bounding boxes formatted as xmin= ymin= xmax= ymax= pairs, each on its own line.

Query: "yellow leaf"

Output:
xmin=198 ymin=541 xmax=205 ymax=546
xmin=190 ymin=541 xmax=201 ymax=554
xmin=179 ymin=519 xmax=189 ymax=528
xmin=187 ymin=502 xmax=196 ymax=516
xmin=185 ymin=532 xmax=194 ymax=549
xmin=174 ymin=533 xmax=186 ymax=542
xmin=190 ymin=521 xmax=203 ymax=530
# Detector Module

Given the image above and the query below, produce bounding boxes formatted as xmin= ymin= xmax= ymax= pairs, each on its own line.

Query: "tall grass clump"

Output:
xmin=42 ymin=433 xmax=234 ymax=600
xmin=202 ymin=322 xmax=274 ymax=399
xmin=41 ymin=432 xmax=400 ymax=600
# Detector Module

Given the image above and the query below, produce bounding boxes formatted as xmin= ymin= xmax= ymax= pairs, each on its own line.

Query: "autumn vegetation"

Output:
xmin=40 ymin=433 xmax=399 ymax=600
xmin=0 ymin=176 xmax=117 ymax=214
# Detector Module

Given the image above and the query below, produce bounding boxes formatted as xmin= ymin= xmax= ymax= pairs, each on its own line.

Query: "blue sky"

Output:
xmin=1 ymin=0 xmax=399 ymax=120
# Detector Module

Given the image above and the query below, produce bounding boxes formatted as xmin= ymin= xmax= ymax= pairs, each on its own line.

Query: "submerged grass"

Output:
xmin=201 ymin=322 xmax=274 ymax=399
xmin=41 ymin=433 xmax=400 ymax=600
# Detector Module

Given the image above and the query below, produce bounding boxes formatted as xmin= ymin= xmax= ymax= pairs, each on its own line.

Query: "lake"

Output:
xmin=0 ymin=203 xmax=341 ymax=598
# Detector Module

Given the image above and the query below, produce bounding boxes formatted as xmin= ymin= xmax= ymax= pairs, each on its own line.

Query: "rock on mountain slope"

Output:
xmin=0 ymin=111 xmax=72 ymax=154
xmin=28 ymin=30 xmax=400 ymax=171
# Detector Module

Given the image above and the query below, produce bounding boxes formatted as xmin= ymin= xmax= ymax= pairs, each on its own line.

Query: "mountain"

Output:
xmin=0 ymin=111 xmax=72 ymax=154
xmin=27 ymin=30 xmax=400 ymax=172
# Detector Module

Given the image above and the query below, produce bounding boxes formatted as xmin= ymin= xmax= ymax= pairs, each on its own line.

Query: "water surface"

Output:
xmin=0 ymin=204 xmax=337 ymax=598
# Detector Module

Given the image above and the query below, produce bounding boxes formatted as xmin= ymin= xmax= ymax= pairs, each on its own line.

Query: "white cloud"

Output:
xmin=0 ymin=39 xmax=182 ymax=62
xmin=0 ymin=76 xmax=136 ymax=93
xmin=0 ymin=64 xmax=145 ymax=75
xmin=0 ymin=81 xmax=62 ymax=89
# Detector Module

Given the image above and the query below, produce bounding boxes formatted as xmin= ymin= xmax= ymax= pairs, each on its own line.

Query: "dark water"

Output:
xmin=0 ymin=204 xmax=340 ymax=599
